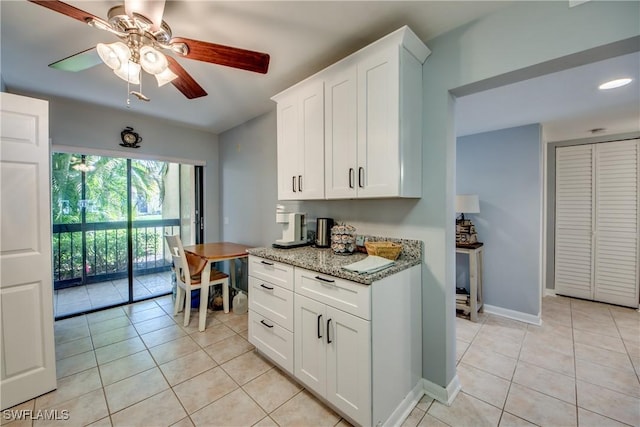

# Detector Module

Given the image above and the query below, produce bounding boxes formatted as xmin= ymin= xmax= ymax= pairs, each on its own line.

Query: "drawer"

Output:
xmin=249 ymin=276 xmax=294 ymax=331
xmin=294 ymin=267 xmax=371 ymax=320
xmin=249 ymin=256 xmax=294 ymax=291
xmin=248 ymin=310 xmax=293 ymax=374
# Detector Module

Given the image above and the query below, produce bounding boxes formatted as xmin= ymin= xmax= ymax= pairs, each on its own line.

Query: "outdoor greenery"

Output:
xmin=52 ymin=153 xmax=168 ymax=223
xmin=52 ymin=153 xmax=175 ymax=285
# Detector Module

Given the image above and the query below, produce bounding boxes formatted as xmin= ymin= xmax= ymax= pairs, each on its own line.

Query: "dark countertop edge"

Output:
xmin=247 ymin=247 xmax=422 ymax=285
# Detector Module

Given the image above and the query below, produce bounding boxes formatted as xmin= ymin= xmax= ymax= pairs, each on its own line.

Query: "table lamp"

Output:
xmin=456 ymin=194 xmax=480 ymax=245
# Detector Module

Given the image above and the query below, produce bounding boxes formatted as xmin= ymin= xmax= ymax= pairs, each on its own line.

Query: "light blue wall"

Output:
xmin=456 ymin=124 xmax=542 ymax=317
xmin=218 ymin=0 xmax=640 ymax=395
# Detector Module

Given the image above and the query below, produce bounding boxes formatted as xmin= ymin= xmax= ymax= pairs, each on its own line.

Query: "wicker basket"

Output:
xmin=365 ymin=242 xmax=402 ymax=260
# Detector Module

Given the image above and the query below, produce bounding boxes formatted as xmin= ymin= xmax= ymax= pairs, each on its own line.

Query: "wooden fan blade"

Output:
xmin=166 ymin=56 xmax=208 ymax=99
xmin=28 ymin=0 xmax=101 ymax=24
xmin=49 ymin=47 xmax=102 ymax=72
xmin=170 ymin=37 xmax=270 ymax=74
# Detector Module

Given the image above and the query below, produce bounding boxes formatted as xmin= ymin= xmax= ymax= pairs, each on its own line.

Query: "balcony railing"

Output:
xmin=53 ymin=219 xmax=180 ymax=290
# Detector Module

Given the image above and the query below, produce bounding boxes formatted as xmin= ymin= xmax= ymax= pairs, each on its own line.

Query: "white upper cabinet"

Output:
xmin=274 ymin=79 xmax=325 ymax=200
xmin=273 ymin=26 xmax=430 ymax=200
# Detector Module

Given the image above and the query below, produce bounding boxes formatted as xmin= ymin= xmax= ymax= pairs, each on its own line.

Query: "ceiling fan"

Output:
xmin=28 ymin=0 xmax=270 ymax=100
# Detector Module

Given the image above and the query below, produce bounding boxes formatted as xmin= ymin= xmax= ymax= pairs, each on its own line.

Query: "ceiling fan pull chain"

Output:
xmin=126 ymin=70 xmax=131 ymax=107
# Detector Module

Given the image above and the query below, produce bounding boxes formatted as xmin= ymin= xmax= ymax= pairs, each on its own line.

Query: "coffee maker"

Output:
xmin=274 ymin=206 xmax=307 ymax=248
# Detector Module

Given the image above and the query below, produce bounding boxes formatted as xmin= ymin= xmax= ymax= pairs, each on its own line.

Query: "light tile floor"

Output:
xmin=4 ymin=295 xmax=639 ymax=426
xmin=405 ymin=296 xmax=640 ymax=427
xmin=54 ymin=272 xmax=172 ymax=318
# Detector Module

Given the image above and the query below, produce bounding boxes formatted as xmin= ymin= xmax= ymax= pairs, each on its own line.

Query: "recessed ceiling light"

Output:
xmin=599 ymin=78 xmax=633 ymax=90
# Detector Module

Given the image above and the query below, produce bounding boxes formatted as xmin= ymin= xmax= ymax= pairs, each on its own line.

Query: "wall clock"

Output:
xmin=120 ymin=127 xmax=142 ymax=148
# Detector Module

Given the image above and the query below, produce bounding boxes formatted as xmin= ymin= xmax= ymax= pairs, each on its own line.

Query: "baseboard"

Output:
xmin=384 ymin=381 xmax=425 ymax=426
xmin=422 ymin=374 xmax=461 ymax=406
xmin=484 ymin=304 xmax=541 ymax=326
xmin=544 ymin=288 xmax=557 ymax=297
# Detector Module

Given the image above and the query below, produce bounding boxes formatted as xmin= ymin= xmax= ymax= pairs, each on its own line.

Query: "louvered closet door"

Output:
xmin=594 ymin=140 xmax=639 ymax=307
xmin=555 ymin=145 xmax=595 ymax=300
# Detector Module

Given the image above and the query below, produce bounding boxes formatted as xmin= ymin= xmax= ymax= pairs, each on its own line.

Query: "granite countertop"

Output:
xmin=247 ymin=236 xmax=422 ymax=285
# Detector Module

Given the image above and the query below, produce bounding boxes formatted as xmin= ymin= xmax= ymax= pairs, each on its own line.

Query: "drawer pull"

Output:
xmin=315 ymin=276 xmax=335 ymax=284
xmin=260 ymin=283 xmax=274 ymax=290
xmin=260 ymin=260 xmax=274 ymax=266
xmin=260 ymin=319 xmax=274 ymax=329
xmin=317 ymin=314 xmax=323 ymax=339
xmin=327 ymin=318 xmax=333 ymax=344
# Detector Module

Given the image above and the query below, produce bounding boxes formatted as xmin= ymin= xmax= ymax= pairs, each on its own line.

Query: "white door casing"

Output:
xmin=0 ymin=93 xmax=56 ymax=410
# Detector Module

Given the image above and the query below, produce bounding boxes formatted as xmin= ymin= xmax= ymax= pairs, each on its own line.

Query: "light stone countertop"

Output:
xmin=247 ymin=237 xmax=422 ymax=285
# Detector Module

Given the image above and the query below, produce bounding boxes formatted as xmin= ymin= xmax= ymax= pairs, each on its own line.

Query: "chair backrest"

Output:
xmin=165 ymin=234 xmax=192 ymax=287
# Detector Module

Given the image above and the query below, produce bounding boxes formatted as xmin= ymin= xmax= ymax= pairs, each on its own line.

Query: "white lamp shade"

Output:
xmin=113 ymin=60 xmax=141 ymax=84
xmin=139 ymin=46 xmax=169 ymax=75
xmin=456 ymin=194 xmax=480 ymax=213
xmin=155 ymin=67 xmax=178 ymax=87
xmin=97 ymin=42 xmax=130 ymax=71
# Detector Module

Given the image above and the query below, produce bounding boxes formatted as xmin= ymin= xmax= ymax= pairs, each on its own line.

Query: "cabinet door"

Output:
xmin=325 ymin=64 xmax=358 ymax=199
xmin=294 ymin=294 xmax=327 ymax=395
xmin=357 ymin=47 xmax=400 ymax=198
xmin=326 ymin=306 xmax=371 ymax=426
xmin=276 ymin=95 xmax=300 ymax=200
xmin=298 ymin=80 xmax=325 ymax=199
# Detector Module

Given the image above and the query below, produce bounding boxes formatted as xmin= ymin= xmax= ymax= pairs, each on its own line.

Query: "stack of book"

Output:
xmin=456 ymin=287 xmax=470 ymax=305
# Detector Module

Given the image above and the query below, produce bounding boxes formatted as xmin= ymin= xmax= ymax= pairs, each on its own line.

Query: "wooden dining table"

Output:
xmin=182 ymin=242 xmax=253 ymax=291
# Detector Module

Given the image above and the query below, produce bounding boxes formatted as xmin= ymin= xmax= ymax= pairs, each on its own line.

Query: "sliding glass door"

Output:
xmin=52 ymin=152 xmax=196 ymax=318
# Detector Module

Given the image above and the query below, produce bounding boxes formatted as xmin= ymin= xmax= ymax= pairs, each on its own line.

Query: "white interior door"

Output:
xmin=593 ymin=140 xmax=639 ymax=307
xmin=1 ymin=93 xmax=56 ymax=410
xmin=554 ymin=144 xmax=595 ymax=300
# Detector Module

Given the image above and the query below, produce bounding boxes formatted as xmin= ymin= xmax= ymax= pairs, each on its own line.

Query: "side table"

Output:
xmin=456 ymin=242 xmax=484 ymax=322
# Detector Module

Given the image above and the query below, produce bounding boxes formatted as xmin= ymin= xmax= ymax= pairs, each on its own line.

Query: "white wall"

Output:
xmin=457 ymin=124 xmax=542 ymax=318
xmin=12 ymin=92 xmax=222 ymax=243
xmin=220 ymin=1 xmax=639 ymax=397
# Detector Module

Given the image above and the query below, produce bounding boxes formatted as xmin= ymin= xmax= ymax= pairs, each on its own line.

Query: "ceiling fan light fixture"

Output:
xmin=139 ymin=45 xmax=168 ymax=75
xmin=97 ymin=41 xmax=130 ymax=71
xmin=114 ymin=60 xmax=141 ymax=84
xmin=155 ymin=67 xmax=178 ymax=87
xmin=599 ymin=78 xmax=632 ymax=90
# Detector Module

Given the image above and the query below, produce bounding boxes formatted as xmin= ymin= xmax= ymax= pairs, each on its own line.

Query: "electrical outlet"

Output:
xmin=356 ymin=235 xmax=365 ymax=246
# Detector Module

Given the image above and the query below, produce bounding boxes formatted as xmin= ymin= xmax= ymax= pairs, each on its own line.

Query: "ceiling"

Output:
xmin=1 ymin=1 xmax=638 ymax=141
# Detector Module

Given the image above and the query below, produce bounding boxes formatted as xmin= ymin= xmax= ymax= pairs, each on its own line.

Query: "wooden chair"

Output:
xmin=165 ymin=234 xmax=229 ymax=332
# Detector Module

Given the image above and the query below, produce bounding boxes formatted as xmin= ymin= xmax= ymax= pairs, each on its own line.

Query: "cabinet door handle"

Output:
xmin=358 ymin=167 xmax=364 ymax=188
xmin=317 ymin=314 xmax=323 ymax=339
xmin=260 ymin=283 xmax=274 ymax=290
xmin=327 ymin=318 xmax=332 ymax=343
xmin=298 ymin=175 xmax=302 ymax=192
xmin=292 ymin=176 xmax=297 ymax=192
xmin=349 ymin=168 xmax=355 ymax=189
xmin=260 ymin=260 xmax=273 ymax=266
xmin=260 ymin=319 xmax=274 ymax=328
xmin=315 ymin=275 xmax=335 ymax=284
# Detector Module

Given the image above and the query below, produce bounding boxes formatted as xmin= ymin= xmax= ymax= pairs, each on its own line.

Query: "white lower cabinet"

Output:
xmin=248 ymin=256 xmax=295 ymax=374
xmin=249 ymin=256 xmax=422 ymax=427
xmin=295 ymin=294 xmax=371 ymax=425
